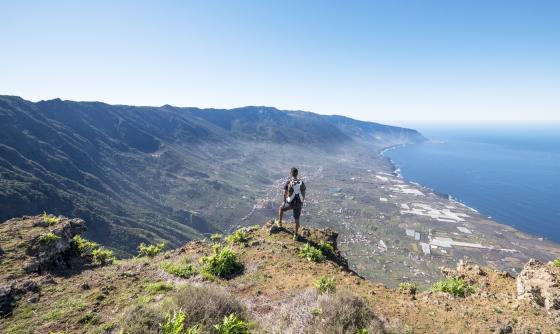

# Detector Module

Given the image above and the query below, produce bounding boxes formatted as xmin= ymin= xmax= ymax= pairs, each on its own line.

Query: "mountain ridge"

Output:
xmin=0 ymin=95 xmax=424 ymax=256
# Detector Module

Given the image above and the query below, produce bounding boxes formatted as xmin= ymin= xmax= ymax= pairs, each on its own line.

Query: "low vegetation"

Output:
xmin=72 ymin=235 xmax=99 ymax=254
xmin=72 ymin=235 xmax=115 ymax=265
xmin=138 ymin=242 xmax=166 ymax=257
xmin=119 ymin=303 xmax=164 ymax=333
xmin=318 ymin=240 xmax=335 ymax=255
xmin=210 ymin=234 xmax=224 ymax=244
xmin=314 ymin=276 xmax=336 ymax=294
xmin=161 ymin=258 xmax=198 ymax=278
xmin=398 ymin=282 xmax=417 ymax=294
xmin=92 ymin=248 xmax=115 ymax=265
xmin=226 ymin=228 xmax=250 ymax=244
xmin=200 ymin=245 xmax=242 ymax=278
xmin=147 ymin=281 xmax=174 ymax=295
xmin=161 ymin=309 xmax=187 ymax=334
xmin=298 ymin=243 xmax=326 ymax=263
xmin=39 ymin=232 xmax=61 ymax=245
xmin=213 ymin=313 xmax=250 ymax=334
xmin=552 ymin=258 xmax=560 ymax=267
xmin=120 ymin=284 xmax=247 ymax=333
xmin=432 ymin=278 xmax=475 ymax=297
xmin=42 ymin=212 xmax=61 ymax=225
xmin=160 ymin=309 xmax=202 ymax=334
xmin=307 ymin=291 xmax=384 ymax=334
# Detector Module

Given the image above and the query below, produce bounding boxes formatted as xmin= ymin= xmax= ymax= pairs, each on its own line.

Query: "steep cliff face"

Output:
xmin=1 ymin=215 xmax=559 ymax=333
xmin=0 ymin=95 xmax=424 ymax=256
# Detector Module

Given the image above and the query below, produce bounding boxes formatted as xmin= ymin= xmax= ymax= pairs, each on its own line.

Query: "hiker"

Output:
xmin=278 ymin=167 xmax=306 ymax=240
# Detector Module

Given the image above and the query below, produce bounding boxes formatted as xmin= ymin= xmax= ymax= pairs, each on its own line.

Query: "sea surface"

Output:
xmin=384 ymin=122 xmax=560 ymax=243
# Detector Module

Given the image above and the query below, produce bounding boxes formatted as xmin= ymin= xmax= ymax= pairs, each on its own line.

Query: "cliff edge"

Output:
xmin=1 ymin=215 xmax=560 ymax=333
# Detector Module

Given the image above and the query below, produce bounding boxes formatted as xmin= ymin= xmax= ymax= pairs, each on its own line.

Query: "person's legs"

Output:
xmin=277 ymin=205 xmax=284 ymax=227
xmin=293 ymin=205 xmax=302 ymax=239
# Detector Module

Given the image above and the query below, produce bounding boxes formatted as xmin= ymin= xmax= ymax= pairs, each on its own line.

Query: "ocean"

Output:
xmin=383 ymin=122 xmax=560 ymax=243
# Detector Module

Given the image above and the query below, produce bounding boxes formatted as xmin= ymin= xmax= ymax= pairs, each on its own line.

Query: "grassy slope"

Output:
xmin=0 ymin=216 xmax=556 ymax=334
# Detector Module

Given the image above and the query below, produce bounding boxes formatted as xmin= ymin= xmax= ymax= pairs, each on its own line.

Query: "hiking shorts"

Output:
xmin=281 ymin=200 xmax=302 ymax=219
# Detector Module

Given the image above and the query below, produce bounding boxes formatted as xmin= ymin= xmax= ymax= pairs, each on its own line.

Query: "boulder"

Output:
xmin=516 ymin=259 xmax=560 ymax=313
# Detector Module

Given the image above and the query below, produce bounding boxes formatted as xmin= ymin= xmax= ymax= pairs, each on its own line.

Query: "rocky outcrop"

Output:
xmin=516 ymin=259 xmax=560 ymax=316
xmin=441 ymin=260 xmax=486 ymax=281
xmin=263 ymin=220 xmax=350 ymax=272
xmin=24 ymin=217 xmax=86 ymax=274
xmin=263 ymin=220 xmax=339 ymax=250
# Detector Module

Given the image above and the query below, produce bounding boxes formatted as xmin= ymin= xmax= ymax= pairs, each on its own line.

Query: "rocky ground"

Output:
xmin=1 ymin=215 xmax=560 ymax=333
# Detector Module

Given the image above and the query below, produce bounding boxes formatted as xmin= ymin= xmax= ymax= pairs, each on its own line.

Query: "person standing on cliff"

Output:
xmin=277 ymin=167 xmax=306 ymax=240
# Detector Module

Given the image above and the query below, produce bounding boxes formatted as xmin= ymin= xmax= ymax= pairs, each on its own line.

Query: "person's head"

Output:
xmin=290 ymin=167 xmax=298 ymax=178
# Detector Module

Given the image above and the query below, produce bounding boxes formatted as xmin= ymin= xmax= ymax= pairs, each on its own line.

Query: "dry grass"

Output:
xmin=163 ymin=284 xmax=247 ymax=329
xmin=306 ymin=290 xmax=384 ymax=334
xmin=258 ymin=289 xmax=384 ymax=334
xmin=119 ymin=303 xmax=163 ymax=334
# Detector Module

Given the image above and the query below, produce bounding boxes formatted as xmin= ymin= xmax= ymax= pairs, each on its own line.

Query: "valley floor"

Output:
xmin=238 ymin=143 xmax=560 ymax=288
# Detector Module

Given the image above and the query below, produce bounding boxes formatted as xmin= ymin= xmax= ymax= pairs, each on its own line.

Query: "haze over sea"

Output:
xmin=384 ymin=122 xmax=560 ymax=243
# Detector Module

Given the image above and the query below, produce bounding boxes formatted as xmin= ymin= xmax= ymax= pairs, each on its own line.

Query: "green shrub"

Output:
xmin=398 ymin=282 xmax=417 ymax=294
xmin=138 ymin=242 xmax=166 ymax=257
xmin=71 ymin=235 xmax=114 ymax=265
xmin=432 ymin=278 xmax=474 ymax=297
xmin=226 ymin=228 xmax=250 ymax=244
xmin=147 ymin=281 xmax=174 ymax=295
xmin=356 ymin=329 xmax=369 ymax=334
xmin=42 ymin=212 xmax=61 ymax=225
xmin=213 ymin=313 xmax=249 ymax=334
xmin=298 ymin=243 xmax=326 ymax=263
xmin=92 ymin=248 xmax=115 ymax=265
xmin=184 ymin=324 xmax=202 ymax=334
xmin=161 ymin=259 xmax=198 ymax=278
xmin=39 ymin=232 xmax=61 ymax=245
xmin=72 ymin=235 xmax=99 ymax=255
xmin=552 ymin=258 xmax=560 ymax=267
xmin=160 ymin=309 xmax=187 ymax=334
xmin=314 ymin=276 xmax=336 ymax=294
xmin=200 ymin=246 xmax=242 ymax=278
xmin=318 ymin=241 xmax=335 ymax=255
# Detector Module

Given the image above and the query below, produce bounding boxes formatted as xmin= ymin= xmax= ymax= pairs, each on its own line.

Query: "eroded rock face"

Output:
xmin=24 ymin=217 xmax=86 ymax=273
xmin=516 ymin=259 xmax=560 ymax=314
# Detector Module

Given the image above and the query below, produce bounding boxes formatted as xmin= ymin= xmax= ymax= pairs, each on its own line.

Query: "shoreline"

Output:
xmin=378 ymin=142 xmax=553 ymax=243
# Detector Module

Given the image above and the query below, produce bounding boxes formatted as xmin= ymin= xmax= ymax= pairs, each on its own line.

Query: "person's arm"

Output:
xmin=301 ymin=182 xmax=306 ymax=203
xmin=283 ymin=182 xmax=288 ymax=202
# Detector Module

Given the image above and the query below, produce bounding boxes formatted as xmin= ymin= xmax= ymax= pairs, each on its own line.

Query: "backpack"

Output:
xmin=287 ymin=178 xmax=304 ymax=203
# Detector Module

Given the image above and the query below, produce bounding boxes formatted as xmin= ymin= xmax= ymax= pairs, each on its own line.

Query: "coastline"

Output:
xmin=380 ymin=143 xmax=472 ymax=208
xmin=378 ymin=142 xmax=554 ymax=244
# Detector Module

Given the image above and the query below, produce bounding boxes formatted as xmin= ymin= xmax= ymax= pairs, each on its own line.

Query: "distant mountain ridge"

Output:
xmin=0 ymin=95 xmax=424 ymax=255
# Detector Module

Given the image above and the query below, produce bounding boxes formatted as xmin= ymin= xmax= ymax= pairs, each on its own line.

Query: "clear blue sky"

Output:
xmin=1 ymin=0 xmax=559 ymax=121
